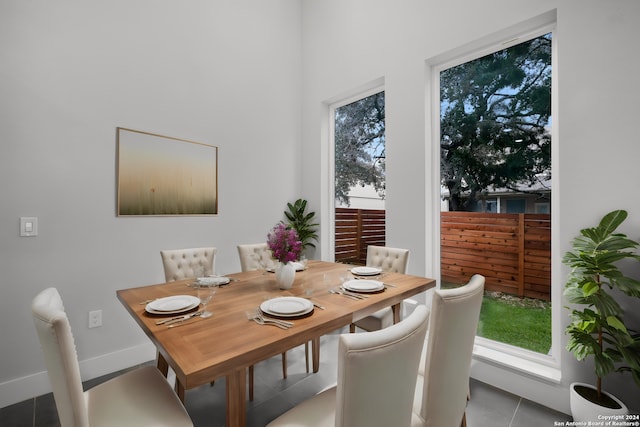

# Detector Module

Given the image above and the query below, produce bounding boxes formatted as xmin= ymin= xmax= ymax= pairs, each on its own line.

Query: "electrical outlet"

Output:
xmin=89 ymin=310 xmax=102 ymax=328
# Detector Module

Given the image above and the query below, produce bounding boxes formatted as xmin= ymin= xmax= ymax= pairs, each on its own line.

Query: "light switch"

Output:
xmin=20 ymin=217 xmax=38 ymax=237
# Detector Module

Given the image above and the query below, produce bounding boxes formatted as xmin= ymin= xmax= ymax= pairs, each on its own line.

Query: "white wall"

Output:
xmin=301 ymin=0 xmax=640 ymax=414
xmin=0 ymin=0 xmax=302 ymax=407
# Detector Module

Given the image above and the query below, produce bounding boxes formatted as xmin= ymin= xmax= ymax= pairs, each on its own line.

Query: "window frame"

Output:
xmin=430 ymin=22 xmax=560 ymax=382
xmin=327 ymin=83 xmax=386 ymax=262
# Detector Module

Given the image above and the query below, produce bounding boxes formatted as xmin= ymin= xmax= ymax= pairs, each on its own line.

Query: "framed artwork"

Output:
xmin=116 ymin=127 xmax=218 ymax=216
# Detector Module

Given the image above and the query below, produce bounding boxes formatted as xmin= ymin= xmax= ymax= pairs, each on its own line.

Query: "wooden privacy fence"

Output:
xmin=335 ymin=207 xmax=385 ymax=264
xmin=334 ymin=208 xmax=551 ymax=300
xmin=441 ymin=212 xmax=551 ymax=300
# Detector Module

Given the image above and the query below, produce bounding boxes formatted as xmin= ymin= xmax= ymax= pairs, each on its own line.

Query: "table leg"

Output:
xmin=156 ymin=352 xmax=169 ymax=377
xmin=226 ymin=368 xmax=247 ymax=427
xmin=248 ymin=366 xmax=254 ymax=402
xmin=392 ymin=303 xmax=401 ymax=324
xmin=312 ymin=337 xmax=320 ymax=373
xmin=175 ymin=380 xmax=185 ymax=403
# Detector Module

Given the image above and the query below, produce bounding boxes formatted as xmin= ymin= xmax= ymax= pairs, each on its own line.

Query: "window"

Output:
xmin=330 ymin=88 xmax=386 ymax=264
xmin=535 ymin=202 xmax=550 ymax=214
xmin=472 ymin=199 xmax=498 ymax=213
xmin=506 ymin=199 xmax=526 ymax=214
xmin=438 ymin=32 xmax=553 ymax=359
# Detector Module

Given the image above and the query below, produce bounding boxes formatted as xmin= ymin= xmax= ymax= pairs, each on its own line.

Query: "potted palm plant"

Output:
xmin=284 ymin=199 xmax=319 ymax=257
xmin=562 ymin=209 xmax=640 ymax=421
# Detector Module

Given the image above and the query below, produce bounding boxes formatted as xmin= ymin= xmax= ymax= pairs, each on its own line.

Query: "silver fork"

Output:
xmin=256 ymin=310 xmax=294 ymax=327
xmin=329 ymin=288 xmax=361 ymax=300
xmin=245 ymin=311 xmax=291 ymax=329
xmin=338 ymin=288 xmax=369 ymax=299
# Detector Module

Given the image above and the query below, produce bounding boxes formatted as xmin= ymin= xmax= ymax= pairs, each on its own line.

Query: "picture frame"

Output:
xmin=116 ymin=127 xmax=218 ymax=216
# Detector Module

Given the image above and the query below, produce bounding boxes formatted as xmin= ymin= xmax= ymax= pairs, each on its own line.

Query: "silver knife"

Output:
xmin=329 ymin=289 xmax=360 ymax=300
xmin=157 ymin=311 xmax=203 ymax=325
xmin=312 ymin=301 xmax=326 ymax=310
xmin=167 ymin=317 xmax=202 ymax=328
xmin=340 ymin=288 xmax=369 ymax=299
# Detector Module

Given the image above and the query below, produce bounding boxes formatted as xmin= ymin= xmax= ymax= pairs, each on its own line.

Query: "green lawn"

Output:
xmin=477 ymin=293 xmax=552 ymax=354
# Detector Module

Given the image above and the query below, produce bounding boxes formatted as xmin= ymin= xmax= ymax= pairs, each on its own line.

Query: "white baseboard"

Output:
xmin=0 ymin=342 xmax=156 ymax=409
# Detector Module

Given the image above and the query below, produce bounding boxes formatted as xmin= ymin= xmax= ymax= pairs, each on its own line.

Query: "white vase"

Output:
xmin=275 ymin=262 xmax=296 ymax=290
xmin=570 ymin=382 xmax=628 ymax=423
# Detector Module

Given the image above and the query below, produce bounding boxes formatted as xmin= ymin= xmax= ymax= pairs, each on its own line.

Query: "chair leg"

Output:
xmin=461 ymin=411 xmax=467 ymax=427
xmin=248 ymin=365 xmax=254 ymax=401
xmin=312 ymin=336 xmax=320 ymax=373
xmin=281 ymin=352 xmax=287 ymax=379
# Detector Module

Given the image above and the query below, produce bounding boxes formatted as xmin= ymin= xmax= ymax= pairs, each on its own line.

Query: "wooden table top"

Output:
xmin=117 ymin=260 xmax=435 ymax=426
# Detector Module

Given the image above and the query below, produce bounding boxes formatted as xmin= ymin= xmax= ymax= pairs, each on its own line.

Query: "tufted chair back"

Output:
xmin=237 ymin=243 xmax=276 ymax=272
xmin=160 ymin=247 xmax=217 ymax=282
xmin=412 ymin=274 xmax=485 ymax=427
xmin=32 ymin=288 xmax=193 ymax=427
xmin=32 ymin=288 xmax=88 ymax=427
xmin=366 ymin=245 xmax=409 ymax=273
xmin=266 ymin=305 xmax=429 ymax=427
xmin=337 ymin=304 xmax=429 ymax=427
xmin=350 ymin=245 xmax=410 ymax=332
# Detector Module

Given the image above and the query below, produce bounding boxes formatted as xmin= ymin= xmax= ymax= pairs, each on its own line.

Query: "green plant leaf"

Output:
xmin=598 ymin=210 xmax=628 ymax=236
xmin=606 ymin=316 xmax=627 ymax=332
xmin=582 ymin=281 xmax=599 ymax=297
xmin=594 ymin=351 xmax=616 ymax=378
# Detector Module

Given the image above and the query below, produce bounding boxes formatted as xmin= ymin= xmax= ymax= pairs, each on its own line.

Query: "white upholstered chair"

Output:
xmin=412 ymin=274 xmax=485 ymax=427
xmin=350 ymin=245 xmax=410 ymax=332
xmin=160 ymin=247 xmax=217 ymax=282
xmin=237 ymin=243 xmax=311 ymax=399
xmin=237 ymin=242 xmax=276 ymax=272
xmin=32 ymin=288 xmax=193 ymax=427
xmin=160 ymin=247 xmax=217 ymax=390
xmin=267 ymin=304 xmax=429 ymax=427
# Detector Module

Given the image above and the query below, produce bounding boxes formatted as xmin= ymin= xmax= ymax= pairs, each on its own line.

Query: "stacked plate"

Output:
xmin=350 ymin=266 xmax=383 ymax=276
xmin=145 ymin=295 xmax=200 ymax=315
xmin=195 ymin=276 xmax=231 ymax=286
xmin=266 ymin=262 xmax=305 ymax=273
xmin=342 ymin=279 xmax=385 ymax=293
xmin=260 ymin=297 xmax=313 ymax=318
xmin=290 ymin=262 xmax=305 ymax=271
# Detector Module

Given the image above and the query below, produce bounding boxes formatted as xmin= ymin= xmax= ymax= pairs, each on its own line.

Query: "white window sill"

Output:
xmin=472 ymin=339 xmax=561 ymax=384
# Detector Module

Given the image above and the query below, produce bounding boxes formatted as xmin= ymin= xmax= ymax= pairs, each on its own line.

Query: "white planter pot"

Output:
xmin=570 ymin=382 xmax=628 ymax=423
xmin=275 ymin=262 xmax=296 ymax=290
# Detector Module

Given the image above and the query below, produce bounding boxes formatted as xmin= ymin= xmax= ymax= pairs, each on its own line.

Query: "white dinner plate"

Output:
xmin=195 ymin=276 xmax=230 ymax=286
xmin=350 ymin=266 xmax=383 ymax=276
xmin=343 ymin=279 xmax=385 ymax=293
xmin=146 ymin=295 xmax=200 ymax=314
xmin=260 ymin=297 xmax=313 ymax=317
xmin=145 ymin=302 xmax=200 ymax=315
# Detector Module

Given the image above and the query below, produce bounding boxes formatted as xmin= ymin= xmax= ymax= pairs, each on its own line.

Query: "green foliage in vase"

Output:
xmin=563 ymin=209 xmax=640 ymax=402
xmin=284 ymin=199 xmax=319 ymax=252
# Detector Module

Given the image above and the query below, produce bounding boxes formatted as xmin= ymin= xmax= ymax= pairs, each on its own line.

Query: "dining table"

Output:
xmin=116 ymin=260 xmax=436 ymax=427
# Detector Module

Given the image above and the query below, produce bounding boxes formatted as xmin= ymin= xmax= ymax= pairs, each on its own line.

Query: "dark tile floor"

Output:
xmin=1 ymin=327 xmax=568 ymax=427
